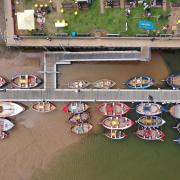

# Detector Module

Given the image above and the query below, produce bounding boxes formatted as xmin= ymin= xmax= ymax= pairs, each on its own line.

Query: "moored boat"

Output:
xmin=105 ymin=130 xmax=127 ymax=140
xmin=97 ymin=102 xmax=130 ymax=116
xmin=69 ymin=112 xmax=90 ymax=125
xmin=0 ymin=76 xmax=7 ymax=88
xmin=0 ymin=131 xmax=8 ymax=140
xmin=173 ymin=123 xmax=180 ymax=133
xmin=136 ymin=128 xmax=165 ymax=141
xmin=31 ymin=101 xmax=56 ymax=113
xmin=63 ymin=102 xmax=89 ymax=114
xmin=173 ymin=138 xmax=180 ymax=144
xmin=100 ymin=116 xmax=134 ymax=130
xmin=136 ymin=116 xmax=166 ymax=128
xmin=170 ymin=104 xmax=180 ymax=119
xmin=71 ymin=123 xmax=93 ymax=135
xmin=12 ymin=75 xmax=42 ymax=88
xmin=166 ymin=73 xmax=180 ymax=89
xmin=0 ymin=102 xmax=25 ymax=117
xmin=0 ymin=118 xmax=14 ymax=131
xmin=92 ymin=79 xmax=116 ymax=89
xmin=126 ymin=76 xmax=154 ymax=89
xmin=68 ymin=80 xmax=90 ymax=89
xmin=136 ymin=103 xmax=162 ymax=116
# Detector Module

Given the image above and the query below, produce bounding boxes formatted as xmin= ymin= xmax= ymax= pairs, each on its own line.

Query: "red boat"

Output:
xmin=0 ymin=76 xmax=7 ymax=88
xmin=97 ymin=102 xmax=130 ymax=116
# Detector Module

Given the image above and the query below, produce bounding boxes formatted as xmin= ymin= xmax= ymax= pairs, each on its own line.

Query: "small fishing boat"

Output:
xmin=68 ymin=80 xmax=90 ymax=89
xmin=71 ymin=123 xmax=93 ymax=135
xmin=63 ymin=102 xmax=89 ymax=114
xmin=166 ymin=73 xmax=180 ymax=89
xmin=170 ymin=104 xmax=180 ymax=119
xmin=105 ymin=130 xmax=127 ymax=140
xmin=173 ymin=123 xmax=180 ymax=133
xmin=100 ymin=116 xmax=134 ymax=130
xmin=97 ymin=102 xmax=130 ymax=116
xmin=0 ymin=102 xmax=25 ymax=117
xmin=136 ymin=128 xmax=165 ymax=141
xmin=136 ymin=103 xmax=162 ymax=116
xmin=173 ymin=138 xmax=180 ymax=144
xmin=126 ymin=76 xmax=154 ymax=89
xmin=0 ymin=131 xmax=8 ymax=140
xmin=0 ymin=118 xmax=14 ymax=131
xmin=0 ymin=76 xmax=7 ymax=88
xmin=69 ymin=112 xmax=90 ymax=125
xmin=31 ymin=102 xmax=56 ymax=113
xmin=92 ymin=79 xmax=116 ymax=89
xmin=12 ymin=75 xmax=42 ymax=88
xmin=136 ymin=116 xmax=166 ymax=128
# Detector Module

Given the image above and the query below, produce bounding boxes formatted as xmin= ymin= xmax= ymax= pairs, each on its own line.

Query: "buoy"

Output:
xmin=74 ymin=11 xmax=78 ymax=16
xmin=44 ymin=4 xmax=48 ymax=7
xmin=60 ymin=8 xmax=64 ymax=13
xmin=65 ymin=23 xmax=68 ymax=27
xmin=40 ymin=4 xmax=43 ymax=7
xmin=34 ymin=4 xmax=38 ymax=8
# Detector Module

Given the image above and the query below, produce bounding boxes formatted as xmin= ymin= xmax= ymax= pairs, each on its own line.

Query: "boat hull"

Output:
xmin=69 ymin=112 xmax=90 ymax=125
xmin=136 ymin=103 xmax=162 ymax=116
xmin=170 ymin=104 xmax=180 ymax=119
xmin=136 ymin=116 xmax=166 ymax=128
xmin=92 ymin=79 xmax=116 ymax=89
xmin=32 ymin=102 xmax=56 ymax=113
xmin=126 ymin=76 xmax=154 ymax=89
xmin=71 ymin=123 xmax=93 ymax=135
xmin=68 ymin=80 xmax=90 ymax=89
xmin=0 ymin=102 xmax=25 ymax=117
xmin=105 ymin=130 xmax=127 ymax=140
xmin=0 ymin=76 xmax=7 ymax=88
xmin=0 ymin=118 xmax=15 ymax=131
xmin=97 ymin=102 xmax=130 ymax=116
xmin=166 ymin=74 xmax=180 ymax=89
xmin=101 ymin=116 xmax=134 ymax=130
xmin=12 ymin=75 xmax=42 ymax=89
xmin=66 ymin=102 xmax=89 ymax=114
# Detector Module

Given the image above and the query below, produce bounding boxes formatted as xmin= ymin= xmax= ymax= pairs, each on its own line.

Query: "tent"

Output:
xmin=138 ymin=20 xmax=155 ymax=30
xmin=17 ymin=10 xmax=35 ymax=30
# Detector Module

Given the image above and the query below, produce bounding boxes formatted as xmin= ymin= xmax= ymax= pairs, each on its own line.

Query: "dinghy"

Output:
xmin=136 ymin=103 xmax=162 ymax=116
xmin=173 ymin=138 xmax=180 ymax=144
xmin=68 ymin=80 xmax=90 ymax=89
xmin=0 ymin=118 xmax=14 ymax=131
xmin=126 ymin=76 xmax=154 ymax=89
xmin=166 ymin=74 xmax=180 ymax=89
xmin=173 ymin=123 xmax=180 ymax=133
xmin=136 ymin=128 xmax=165 ymax=141
xmin=63 ymin=102 xmax=89 ymax=114
xmin=170 ymin=104 xmax=180 ymax=119
xmin=92 ymin=79 xmax=116 ymax=89
xmin=69 ymin=112 xmax=90 ymax=125
xmin=0 ymin=102 xmax=25 ymax=117
xmin=100 ymin=116 xmax=134 ymax=130
xmin=136 ymin=116 xmax=166 ymax=128
xmin=105 ymin=130 xmax=127 ymax=140
xmin=71 ymin=123 xmax=93 ymax=135
xmin=31 ymin=102 xmax=56 ymax=113
xmin=0 ymin=76 xmax=7 ymax=88
xmin=12 ymin=75 xmax=42 ymax=88
xmin=97 ymin=102 xmax=130 ymax=116
xmin=0 ymin=131 xmax=8 ymax=140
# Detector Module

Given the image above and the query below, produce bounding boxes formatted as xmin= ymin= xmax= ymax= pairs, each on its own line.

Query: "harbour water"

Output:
xmin=33 ymin=50 xmax=180 ymax=180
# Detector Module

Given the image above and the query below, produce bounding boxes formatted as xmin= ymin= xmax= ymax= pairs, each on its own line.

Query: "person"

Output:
xmin=46 ymin=37 xmax=52 ymax=41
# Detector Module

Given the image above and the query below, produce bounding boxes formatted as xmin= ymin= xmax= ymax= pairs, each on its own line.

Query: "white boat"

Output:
xmin=92 ymin=79 xmax=116 ymax=89
xmin=0 ymin=118 xmax=14 ymax=131
xmin=71 ymin=123 xmax=93 ymax=135
xmin=105 ymin=130 xmax=127 ymax=140
xmin=0 ymin=102 xmax=25 ymax=117
xmin=68 ymin=80 xmax=90 ymax=89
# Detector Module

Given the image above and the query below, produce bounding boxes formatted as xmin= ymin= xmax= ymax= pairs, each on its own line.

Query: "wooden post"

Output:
xmin=120 ymin=0 xmax=125 ymax=9
xmin=162 ymin=0 xmax=167 ymax=11
xmin=100 ymin=0 xmax=105 ymax=14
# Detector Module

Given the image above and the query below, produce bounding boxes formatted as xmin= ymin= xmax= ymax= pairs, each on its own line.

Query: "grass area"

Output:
xmin=16 ymin=0 xmax=170 ymax=36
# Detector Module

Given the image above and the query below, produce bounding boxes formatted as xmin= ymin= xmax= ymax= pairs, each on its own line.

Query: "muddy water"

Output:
xmin=58 ymin=52 xmax=169 ymax=89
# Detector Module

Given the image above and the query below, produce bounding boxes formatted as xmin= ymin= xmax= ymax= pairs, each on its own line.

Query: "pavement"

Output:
xmin=0 ymin=0 xmax=6 ymax=42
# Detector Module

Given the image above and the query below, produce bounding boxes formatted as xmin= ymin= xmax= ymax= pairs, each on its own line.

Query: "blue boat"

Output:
xmin=173 ymin=138 xmax=180 ymax=144
xmin=166 ymin=73 xmax=180 ymax=89
xmin=126 ymin=76 xmax=154 ymax=89
xmin=138 ymin=20 xmax=155 ymax=30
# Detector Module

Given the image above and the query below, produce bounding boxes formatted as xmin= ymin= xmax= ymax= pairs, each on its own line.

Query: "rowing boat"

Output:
xmin=0 ymin=76 xmax=7 ymax=88
xmin=105 ymin=130 xmax=127 ymax=140
xmin=136 ymin=128 xmax=165 ymax=141
xmin=69 ymin=112 xmax=90 ymax=125
xmin=136 ymin=116 xmax=166 ymax=128
xmin=0 ymin=131 xmax=8 ymax=140
xmin=63 ymin=102 xmax=89 ymax=114
xmin=126 ymin=76 xmax=154 ymax=89
xmin=136 ymin=103 xmax=162 ymax=116
xmin=0 ymin=102 xmax=25 ymax=117
xmin=170 ymin=103 xmax=180 ymax=119
xmin=173 ymin=138 xmax=180 ymax=144
xmin=68 ymin=80 xmax=90 ymax=89
xmin=100 ymin=116 xmax=134 ymax=130
xmin=166 ymin=74 xmax=180 ymax=89
xmin=31 ymin=102 xmax=56 ymax=113
xmin=0 ymin=118 xmax=14 ymax=131
xmin=173 ymin=123 xmax=180 ymax=133
xmin=71 ymin=123 xmax=93 ymax=135
xmin=97 ymin=102 xmax=130 ymax=116
xmin=12 ymin=74 xmax=42 ymax=88
xmin=92 ymin=79 xmax=116 ymax=89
